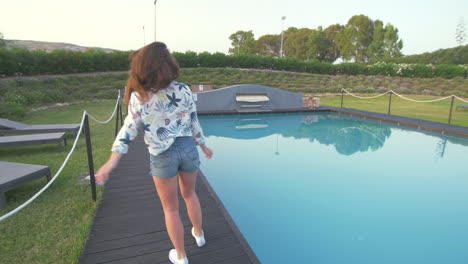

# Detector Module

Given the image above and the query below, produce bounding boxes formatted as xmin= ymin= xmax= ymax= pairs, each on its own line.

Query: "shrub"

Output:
xmin=411 ymin=64 xmax=435 ymax=78
xmin=434 ymin=64 xmax=467 ymax=79
xmin=198 ymin=52 xmax=226 ymax=67
xmin=3 ymin=102 xmax=26 ymax=117
xmin=173 ymin=51 xmax=198 ymax=68
xmin=368 ymin=62 xmax=396 ymax=76
xmin=336 ymin=63 xmax=368 ymax=75
xmin=0 ymin=48 xmax=130 ymax=76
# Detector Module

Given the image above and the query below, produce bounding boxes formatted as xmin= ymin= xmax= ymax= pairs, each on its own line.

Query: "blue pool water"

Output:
xmin=198 ymin=113 xmax=468 ymax=264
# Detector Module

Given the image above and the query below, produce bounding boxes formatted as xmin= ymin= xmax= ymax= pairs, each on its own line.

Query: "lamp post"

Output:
xmin=275 ymin=134 xmax=280 ymax=155
xmin=280 ymin=16 xmax=286 ymax=58
xmin=154 ymin=0 xmax=158 ymax=41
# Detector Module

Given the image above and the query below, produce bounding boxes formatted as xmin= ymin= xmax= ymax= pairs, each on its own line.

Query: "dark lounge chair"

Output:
xmin=0 ymin=161 xmax=51 ymax=209
xmin=0 ymin=118 xmax=80 ymax=136
xmin=0 ymin=133 xmax=67 ymax=149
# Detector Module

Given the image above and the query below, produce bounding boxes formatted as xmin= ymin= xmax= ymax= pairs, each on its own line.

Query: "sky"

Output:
xmin=1 ymin=0 xmax=466 ymax=55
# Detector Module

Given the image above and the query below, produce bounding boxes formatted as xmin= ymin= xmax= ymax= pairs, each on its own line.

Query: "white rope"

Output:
xmin=392 ymin=91 xmax=453 ymax=103
xmin=342 ymin=88 xmax=391 ymax=99
xmin=0 ymin=112 xmax=87 ymax=222
xmin=87 ymin=93 xmax=121 ymax=124
xmin=454 ymin=95 xmax=468 ymax=104
xmin=342 ymin=88 xmax=468 ymax=104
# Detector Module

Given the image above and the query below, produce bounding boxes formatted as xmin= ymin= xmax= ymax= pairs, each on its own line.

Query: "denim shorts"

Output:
xmin=149 ymin=137 xmax=200 ymax=178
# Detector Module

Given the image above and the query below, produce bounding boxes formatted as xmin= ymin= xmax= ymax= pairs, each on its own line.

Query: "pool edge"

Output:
xmin=198 ymin=107 xmax=468 ymax=138
xmin=324 ymin=106 xmax=468 ymax=138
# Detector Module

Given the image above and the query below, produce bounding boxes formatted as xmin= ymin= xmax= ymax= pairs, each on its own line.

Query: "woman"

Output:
xmin=96 ymin=42 xmax=213 ymax=264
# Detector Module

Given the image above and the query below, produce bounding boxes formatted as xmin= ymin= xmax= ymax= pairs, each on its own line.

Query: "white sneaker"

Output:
xmin=169 ymin=249 xmax=188 ymax=264
xmin=191 ymin=227 xmax=206 ymax=247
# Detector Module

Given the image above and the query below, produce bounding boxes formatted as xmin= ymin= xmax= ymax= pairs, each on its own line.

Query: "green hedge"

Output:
xmin=0 ymin=48 xmax=466 ymax=79
xmin=0 ymin=48 xmax=131 ymax=76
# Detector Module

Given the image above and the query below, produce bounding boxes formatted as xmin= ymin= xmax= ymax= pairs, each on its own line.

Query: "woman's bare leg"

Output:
xmin=153 ymin=176 xmax=186 ymax=259
xmin=178 ymin=170 xmax=203 ymax=236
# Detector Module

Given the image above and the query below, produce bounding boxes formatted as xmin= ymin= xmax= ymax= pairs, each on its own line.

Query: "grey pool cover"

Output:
xmin=195 ymin=84 xmax=303 ymax=113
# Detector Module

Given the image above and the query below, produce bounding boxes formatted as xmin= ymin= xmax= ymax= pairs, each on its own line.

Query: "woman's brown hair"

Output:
xmin=124 ymin=42 xmax=179 ymax=104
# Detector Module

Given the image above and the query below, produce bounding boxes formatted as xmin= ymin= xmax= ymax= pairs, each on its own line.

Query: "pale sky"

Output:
xmin=1 ymin=0 xmax=466 ymax=55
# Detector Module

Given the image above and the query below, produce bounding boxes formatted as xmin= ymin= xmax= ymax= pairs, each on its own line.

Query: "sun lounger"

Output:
xmin=0 ymin=161 xmax=51 ymax=209
xmin=0 ymin=118 xmax=80 ymax=136
xmin=0 ymin=133 xmax=67 ymax=148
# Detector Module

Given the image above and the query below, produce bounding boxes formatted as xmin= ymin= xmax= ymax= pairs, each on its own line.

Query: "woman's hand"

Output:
xmin=200 ymin=144 xmax=213 ymax=160
xmin=96 ymin=152 xmax=122 ymax=185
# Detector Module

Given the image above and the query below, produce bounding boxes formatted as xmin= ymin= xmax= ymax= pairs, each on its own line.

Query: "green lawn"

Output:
xmin=0 ymin=100 xmax=119 ymax=264
xmin=318 ymin=94 xmax=468 ymax=127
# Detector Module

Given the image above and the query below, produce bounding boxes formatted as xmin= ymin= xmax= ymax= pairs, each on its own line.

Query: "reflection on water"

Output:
xmin=200 ymin=113 xmax=468 ymax=157
xmin=281 ymin=114 xmax=392 ymax=155
xmin=201 ymin=113 xmax=393 ymax=156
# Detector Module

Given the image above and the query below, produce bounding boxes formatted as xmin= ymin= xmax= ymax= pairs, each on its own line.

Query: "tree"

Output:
xmin=228 ymin=30 xmax=256 ymax=55
xmin=367 ymin=20 xmax=385 ymax=60
xmin=0 ymin=32 xmax=5 ymax=48
xmin=283 ymin=28 xmax=313 ymax=60
xmin=256 ymin=34 xmax=280 ymax=57
xmin=323 ymin=24 xmax=344 ymax=62
xmin=382 ymin=24 xmax=403 ymax=59
xmin=280 ymin=27 xmax=298 ymax=57
xmin=306 ymin=29 xmax=329 ymax=61
xmin=336 ymin=15 xmax=374 ymax=62
xmin=456 ymin=17 xmax=466 ymax=46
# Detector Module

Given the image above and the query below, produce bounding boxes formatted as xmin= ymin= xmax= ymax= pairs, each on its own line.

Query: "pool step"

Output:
xmin=236 ymin=108 xmax=272 ymax=113
xmin=240 ymin=118 xmax=262 ymax=121
xmin=235 ymin=100 xmax=271 ymax=113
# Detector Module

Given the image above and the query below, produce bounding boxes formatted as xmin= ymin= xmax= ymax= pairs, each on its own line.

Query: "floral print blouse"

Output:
xmin=111 ymin=81 xmax=205 ymax=156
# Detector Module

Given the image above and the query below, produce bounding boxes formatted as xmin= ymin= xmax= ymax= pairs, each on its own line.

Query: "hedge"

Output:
xmin=0 ymin=48 xmax=466 ymax=79
xmin=0 ymin=48 xmax=131 ymax=76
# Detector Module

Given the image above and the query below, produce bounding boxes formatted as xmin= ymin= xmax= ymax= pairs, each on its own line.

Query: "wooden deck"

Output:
xmin=80 ymin=133 xmax=259 ymax=264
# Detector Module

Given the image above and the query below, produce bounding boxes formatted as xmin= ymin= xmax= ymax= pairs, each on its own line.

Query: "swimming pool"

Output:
xmin=198 ymin=112 xmax=468 ymax=264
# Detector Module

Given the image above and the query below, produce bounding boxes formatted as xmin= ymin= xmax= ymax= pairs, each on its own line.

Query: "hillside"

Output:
xmin=388 ymin=45 xmax=468 ymax=65
xmin=4 ymin=39 xmax=117 ymax=53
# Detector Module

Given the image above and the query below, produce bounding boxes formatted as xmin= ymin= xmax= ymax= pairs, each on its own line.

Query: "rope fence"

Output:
xmin=340 ymin=88 xmax=468 ymax=124
xmin=0 ymin=91 xmax=123 ymax=222
xmin=87 ymin=91 xmax=121 ymax=124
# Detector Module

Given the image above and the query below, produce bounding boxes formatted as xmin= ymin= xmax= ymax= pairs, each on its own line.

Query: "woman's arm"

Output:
xmin=187 ymin=93 xmax=213 ymax=159
xmin=96 ymin=151 xmax=122 ymax=185
xmin=200 ymin=143 xmax=213 ymax=159
xmin=96 ymin=93 xmax=143 ymax=184
xmin=111 ymin=93 xmax=143 ymax=154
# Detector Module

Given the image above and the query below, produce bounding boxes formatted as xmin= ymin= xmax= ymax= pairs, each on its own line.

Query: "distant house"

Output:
xmin=190 ymin=84 xmax=214 ymax=93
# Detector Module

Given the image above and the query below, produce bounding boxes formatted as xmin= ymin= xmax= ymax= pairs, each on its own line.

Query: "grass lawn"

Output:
xmin=318 ymin=94 xmax=468 ymax=127
xmin=0 ymin=100 xmax=119 ymax=264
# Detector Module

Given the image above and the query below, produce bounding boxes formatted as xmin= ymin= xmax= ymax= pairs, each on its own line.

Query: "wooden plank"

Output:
xmin=83 ymin=221 xmax=234 ymax=255
xmin=82 ymin=234 xmax=239 ymax=263
xmin=216 ymin=255 xmax=252 ymax=264
xmin=188 ymin=244 xmax=245 ymax=264
xmin=93 ymin=235 xmax=242 ymax=264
